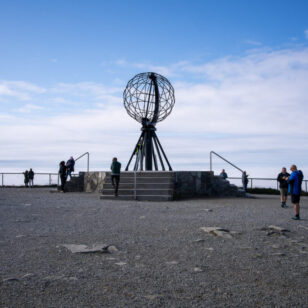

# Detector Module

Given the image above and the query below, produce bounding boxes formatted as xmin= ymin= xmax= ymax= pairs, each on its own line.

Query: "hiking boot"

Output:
xmin=291 ymin=216 xmax=300 ymax=220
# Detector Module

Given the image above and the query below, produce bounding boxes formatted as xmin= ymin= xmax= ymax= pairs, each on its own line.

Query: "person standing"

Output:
xmin=277 ymin=167 xmax=290 ymax=208
xmin=219 ymin=169 xmax=228 ymax=180
xmin=66 ymin=156 xmax=75 ymax=180
xmin=24 ymin=170 xmax=29 ymax=187
xmin=28 ymin=168 xmax=35 ymax=188
xmin=110 ymin=157 xmax=121 ymax=197
xmin=287 ymin=165 xmax=304 ymax=220
xmin=242 ymin=171 xmax=249 ymax=192
xmin=59 ymin=161 xmax=67 ymax=192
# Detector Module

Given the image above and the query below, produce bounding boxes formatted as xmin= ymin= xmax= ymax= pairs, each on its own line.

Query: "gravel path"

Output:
xmin=0 ymin=188 xmax=307 ymax=307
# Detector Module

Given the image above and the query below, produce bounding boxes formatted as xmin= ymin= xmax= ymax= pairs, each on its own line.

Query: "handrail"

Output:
xmin=210 ymin=151 xmax=243 ymax=173
xmin=0 ymin=172 xmax=58 ymax=187
xmin=228 ymin=176 xmax=308 ymax=192
xmin=75 ymin=152 xmax=90 ymax=172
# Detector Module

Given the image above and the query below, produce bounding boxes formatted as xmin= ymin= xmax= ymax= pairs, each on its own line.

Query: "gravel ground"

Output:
xmin=0 ymin=188 xmax=307 ymax=308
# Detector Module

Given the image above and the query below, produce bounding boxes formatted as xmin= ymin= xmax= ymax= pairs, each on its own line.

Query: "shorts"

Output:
xmin=291 ymin=194 xmax=300 ymax=204
xmin=280 ymin=188 xmax=288 ymax=197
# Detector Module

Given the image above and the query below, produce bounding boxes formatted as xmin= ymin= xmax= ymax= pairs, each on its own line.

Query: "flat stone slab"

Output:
xmin=200 ymin=227 xmax=240 ymax=239
xmin=61 ymin=244 xmax=117 ymax=254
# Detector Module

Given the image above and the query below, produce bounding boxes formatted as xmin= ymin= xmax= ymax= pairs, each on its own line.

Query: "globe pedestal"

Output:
xmin=125 ymin=123 xmax=172 ymax=171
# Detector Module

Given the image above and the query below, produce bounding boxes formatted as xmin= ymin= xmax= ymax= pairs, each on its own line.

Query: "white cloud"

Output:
xmin=1 ymin=47 xmax=308 ymax=177
xmin=305 ymin=29 xmax=308 ymax=39
xmin=14 ymin=104 xmax=45 ymax=113
xmin=0 ymin=81 xmax=45 ymax=101
xmin=245 ymin=40 xmax=262 ymax=46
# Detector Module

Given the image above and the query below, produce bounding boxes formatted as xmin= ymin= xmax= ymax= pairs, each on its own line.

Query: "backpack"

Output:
xmin=298 ymin=170 xmax=304 ymax=185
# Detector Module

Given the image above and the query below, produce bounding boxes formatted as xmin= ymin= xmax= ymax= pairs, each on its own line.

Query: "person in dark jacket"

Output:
xmin=110 ymin=157 xmax=121 ymax=197
xmin=286 ymin=165 xmax=304 ymax=220
xmin=277 ymin=167 xmax=290 ymax=208
xmin=28 ymin=168 xmax=35 ymax=188
xmin=24 ymin=170 xmax=29 ymax=187
xmin=66 ymin=156 xmax=75 ymax=180
xmin=219 ymin=169 xmax=228 ymax=180
xmin=59 ymin=161 xmax=67 ymax=192
xmin=242 ymin=171 xmax=249 ymax=192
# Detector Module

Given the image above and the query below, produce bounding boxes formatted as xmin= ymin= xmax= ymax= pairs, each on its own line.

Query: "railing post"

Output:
xmin=134 ymin=172 xmax=137 ymax=200
xmin=210 ymin=152 xmax=212 ymax=172
xmin=49 ymin=174 xmax=51 ymax=186
xmin=87 ymin=152 xmax=89 ymax=172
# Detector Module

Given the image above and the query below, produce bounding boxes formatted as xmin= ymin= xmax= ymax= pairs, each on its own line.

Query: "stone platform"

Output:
xmin=66 ymin=171 xmax=244 ymax=200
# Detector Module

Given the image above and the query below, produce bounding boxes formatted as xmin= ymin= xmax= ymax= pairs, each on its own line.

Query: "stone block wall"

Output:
xmin=82 ymin=172 xmax=107 ymax=193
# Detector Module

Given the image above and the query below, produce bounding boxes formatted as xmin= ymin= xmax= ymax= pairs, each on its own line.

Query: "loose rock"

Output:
xmin=61 ymin=244 xmax=117 ymax=254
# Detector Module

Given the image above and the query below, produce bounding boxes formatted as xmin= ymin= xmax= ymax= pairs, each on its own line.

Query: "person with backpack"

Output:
xmin=286 ymin=164 xmax=304 ymax=220
xmin=110 ymin=157 xmax=121 ymax=197
xmin=66 ymin=156 xmax=75 ymax=180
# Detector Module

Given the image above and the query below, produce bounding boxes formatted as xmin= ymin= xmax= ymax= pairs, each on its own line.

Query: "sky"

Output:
xmin=1 ymin=0 xmax=308 ymax=179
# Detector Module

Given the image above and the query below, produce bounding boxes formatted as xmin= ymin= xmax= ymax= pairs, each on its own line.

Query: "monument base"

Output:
xmin=65 ymin=171 xmax=244 ymax=200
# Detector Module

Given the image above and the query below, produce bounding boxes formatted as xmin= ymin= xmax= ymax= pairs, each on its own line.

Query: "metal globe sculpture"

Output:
xmin=124 ymin=72 xmax=175 ymax=125
xmin=124 ymin=72 xmax=175 ymax=171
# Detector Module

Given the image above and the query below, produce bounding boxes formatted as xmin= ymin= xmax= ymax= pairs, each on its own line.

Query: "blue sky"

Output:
xmin=1 ymin=0 xmax=308 ymax=178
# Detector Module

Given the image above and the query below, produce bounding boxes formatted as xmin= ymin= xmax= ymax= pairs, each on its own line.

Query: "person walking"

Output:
xmin=59 ymin=161 xmax=67 ymax=192
xmin=66 ymin=156 xmax=75 ymax=180
xmin=110 ymin=157 xmax=121 ymax=197
xmin=28 ymin=168 xmax=35 ymax=187
xmin=219 ymin=169 xmax=228 ymax=180
xmin=287 ymin=165 xmax=304 ymax=220
xmin=242 ymin=171 xmax=249 ymax=192
xmin=24 ymin=170 xmax=29 ymax=187
xmin=277 ymin=167 xmax=290 ymax=208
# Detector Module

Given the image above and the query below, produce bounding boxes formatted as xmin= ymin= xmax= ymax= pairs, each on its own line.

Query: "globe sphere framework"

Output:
xmin=123 ymin=72 xmax=175 ymax=125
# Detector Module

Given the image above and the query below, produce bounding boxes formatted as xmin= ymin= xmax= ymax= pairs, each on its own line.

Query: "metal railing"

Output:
xmin=0 ymin=172 xmax=59 ymax=187
xmin=75 ymin=152 xmax=89 ymax=172
xmin=210 ymin=151 xmax=243 ymax=173
xmin=227 ymin=177 xmax=308 ymax=192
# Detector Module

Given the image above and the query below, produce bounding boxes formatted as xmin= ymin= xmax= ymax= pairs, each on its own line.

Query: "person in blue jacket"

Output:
xmin=66 ymin=156 xmax=75 ymax=180
xmin=287 ymin=165 xmax=304 ymax=220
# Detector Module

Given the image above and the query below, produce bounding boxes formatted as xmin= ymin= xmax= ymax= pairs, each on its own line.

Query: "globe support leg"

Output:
xmin=125 ymin=132 xmax=144 ymax=171
xmin=153 ymin=131 xmax=172 ymax=171
xmin=125 ymin=125 xmax=172 ymax=171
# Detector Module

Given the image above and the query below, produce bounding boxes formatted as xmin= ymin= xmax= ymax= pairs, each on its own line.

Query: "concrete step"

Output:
xmin=104 ymin=177 xmax=174 ymax=184
xmin=107 ymin=172 xmax=174 ymax=178
xmin=100 ymin=195 xmax=173 ymax=201
xmin=101 ymin=189 xmax=173 ymax=196
xmin=103 ymin=183 xmax=174 ymax=189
